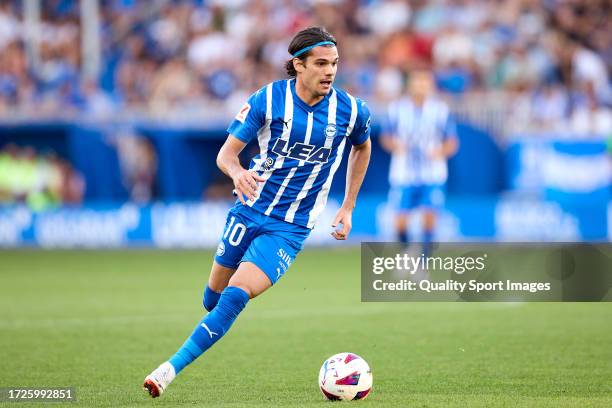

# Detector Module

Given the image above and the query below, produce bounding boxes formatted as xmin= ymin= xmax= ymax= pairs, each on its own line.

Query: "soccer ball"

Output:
xmin=318 ymin=352 xmax=372 ymax=401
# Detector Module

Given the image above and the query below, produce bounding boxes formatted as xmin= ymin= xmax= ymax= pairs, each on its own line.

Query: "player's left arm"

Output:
xmin=439 ymin=136 xmax=458 ymax=158
xmin=432 ymin=108 xmax=459 ymax=159
xmin=332 ymin=102 xmax=372 ymax=241
xmin=441 ymin=117 xmax=459 ymax=158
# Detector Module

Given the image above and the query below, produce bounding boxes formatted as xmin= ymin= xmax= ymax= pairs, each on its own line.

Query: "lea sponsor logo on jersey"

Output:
xmin=271 ymin=138 xmax=332 ymax=164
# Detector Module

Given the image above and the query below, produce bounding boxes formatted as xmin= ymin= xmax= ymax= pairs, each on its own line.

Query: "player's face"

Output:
xmin=297 ymin=46 xmax=339 ymax=97
xmin=409 ymin=71 xmax=435 ymax=100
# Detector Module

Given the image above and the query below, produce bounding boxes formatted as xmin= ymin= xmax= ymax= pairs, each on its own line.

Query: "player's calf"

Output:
xmin=204 ymin=262 xmax=237 ymax=311
xmin=143 ymin=286 xmax=250 ymax=398
xmin=203 ymin=285 xmax=221 ymax=311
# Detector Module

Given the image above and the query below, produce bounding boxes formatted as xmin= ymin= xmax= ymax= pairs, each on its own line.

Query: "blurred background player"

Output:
xmin=143 ymin=26 xmax=371 ymax=398
xmin=380 ymin=69 xmax=458 ymax=257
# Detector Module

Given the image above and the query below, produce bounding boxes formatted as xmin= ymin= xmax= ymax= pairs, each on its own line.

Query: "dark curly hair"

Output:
xmin=285 ymin=27 xmax=337 ymax=77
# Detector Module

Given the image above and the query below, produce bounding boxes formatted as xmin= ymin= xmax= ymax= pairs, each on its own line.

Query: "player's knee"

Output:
xmin=395 ymin=214 xmax=408 ymax=229
xmin=228 ymin=262 xmax=272 ymax=299
xmin=229 ymin=282 xmax=254 ymax=299
xmin=423 ymin=211 xmax=436 ymax=230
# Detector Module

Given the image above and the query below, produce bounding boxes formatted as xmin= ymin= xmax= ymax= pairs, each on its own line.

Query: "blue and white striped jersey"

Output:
xmin=384 ymin=96 xmax=456 ymax=186
xmin=227 ymin=79 xmax=371 ymax=229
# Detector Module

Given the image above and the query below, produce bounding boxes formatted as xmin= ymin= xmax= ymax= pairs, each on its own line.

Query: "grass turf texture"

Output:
xmin=1 ymin=249 xmax=611 ymax=407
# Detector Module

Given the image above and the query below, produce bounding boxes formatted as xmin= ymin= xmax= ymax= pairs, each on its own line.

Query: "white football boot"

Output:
xmin=143 ymin=361 xmax=176 ymax=398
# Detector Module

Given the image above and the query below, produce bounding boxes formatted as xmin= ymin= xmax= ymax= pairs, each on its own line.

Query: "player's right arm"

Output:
xmin=216 ymin=136 xmax=264 ymax=204
xmin=217 ymin=87 xmax=267 ymax=204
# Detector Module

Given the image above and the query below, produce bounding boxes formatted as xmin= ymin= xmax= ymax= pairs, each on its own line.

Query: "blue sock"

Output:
xmin=203 ymin=285 xmax=221 ymax=311
xmin=169 ymin=286 xmax=249 ymax=374
xmin=423 ymin=229 xmax=433 ymax=258
xmin=398 ymin=230 xmax=409 ymax=244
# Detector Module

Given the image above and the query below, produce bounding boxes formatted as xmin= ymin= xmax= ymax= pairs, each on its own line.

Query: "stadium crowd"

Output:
xmin=0 ymin=0 xmax=610 ymax=134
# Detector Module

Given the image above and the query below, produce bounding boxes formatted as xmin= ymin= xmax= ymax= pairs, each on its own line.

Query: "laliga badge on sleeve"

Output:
xmin=235 ymin=103 xmax=251 ymax=123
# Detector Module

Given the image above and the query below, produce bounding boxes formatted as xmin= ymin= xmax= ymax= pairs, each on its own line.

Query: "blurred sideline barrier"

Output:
xmin=0 ymin=194 xmax=608 ymax=248
xmin=507 ymin=138 xmax=611 ymax=204
xmin=0 ymin=120 xmax=529 ymax=201
xmin=0 ymin=121 xmax=609 ymax=246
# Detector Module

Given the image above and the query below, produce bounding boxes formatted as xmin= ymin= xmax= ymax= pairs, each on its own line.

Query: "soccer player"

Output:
xmin=143 ymin=27 xmax=371 ymax=397
xmin=380 ymin=69 xmax=458 ymax=257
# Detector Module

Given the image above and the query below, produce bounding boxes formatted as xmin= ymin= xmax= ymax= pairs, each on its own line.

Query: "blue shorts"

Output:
xmin=390 ymin=184 xmax=445 ymax=211
xmin=214 ymin=204 xmax=311 ymax=285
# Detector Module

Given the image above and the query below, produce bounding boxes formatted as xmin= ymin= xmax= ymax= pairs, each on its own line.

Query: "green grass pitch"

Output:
xmin=1 ymin=248 xmax=611 ymax=407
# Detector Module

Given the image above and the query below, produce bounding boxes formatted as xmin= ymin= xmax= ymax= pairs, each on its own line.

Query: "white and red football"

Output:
xmin=318 ymin=352 xmax=373 ymax=401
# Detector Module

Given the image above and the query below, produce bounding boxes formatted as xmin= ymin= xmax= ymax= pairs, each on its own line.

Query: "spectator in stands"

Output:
xmin=0 ymin=0 xmax=609 ymax=135
xmin=569 ymin=82 xmax=612 ymax=135
xmin=115 ymin=131 xmax=157 ymax=203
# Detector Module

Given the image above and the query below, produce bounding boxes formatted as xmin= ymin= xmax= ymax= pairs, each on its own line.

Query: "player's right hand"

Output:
xmin=232 ymin=169 xmax=265 ymax=204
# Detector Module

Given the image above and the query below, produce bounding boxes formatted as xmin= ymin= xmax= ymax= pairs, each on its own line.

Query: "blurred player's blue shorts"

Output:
xmin=214 ymin=203 xmax=310 ymax=285
xmin=390 ymin=184 xmax=445 ymax=211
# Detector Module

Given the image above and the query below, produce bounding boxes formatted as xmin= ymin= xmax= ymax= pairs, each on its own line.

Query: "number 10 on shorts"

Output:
xmin=223 ymin=216 xmax=246 ymax=246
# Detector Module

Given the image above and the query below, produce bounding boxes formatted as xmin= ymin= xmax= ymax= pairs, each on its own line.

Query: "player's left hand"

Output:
xmin=331 ymin=207 xmax=352 ymax=240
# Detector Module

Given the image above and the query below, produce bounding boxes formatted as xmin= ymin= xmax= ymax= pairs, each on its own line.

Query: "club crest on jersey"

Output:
xmin=271 ymin=138 xmax=331 ymax=164
xmin=325 ymin=123 xmax=337 ymax=139
xmin=216 ymin=241 xmax=225 ymax=256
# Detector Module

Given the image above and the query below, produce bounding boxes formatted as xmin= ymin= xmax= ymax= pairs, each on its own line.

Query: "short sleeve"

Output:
xmin=349 ymin=99 xmax=371 ymax=146
xmin=227 ymin=87 xmax=266 ymax=143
